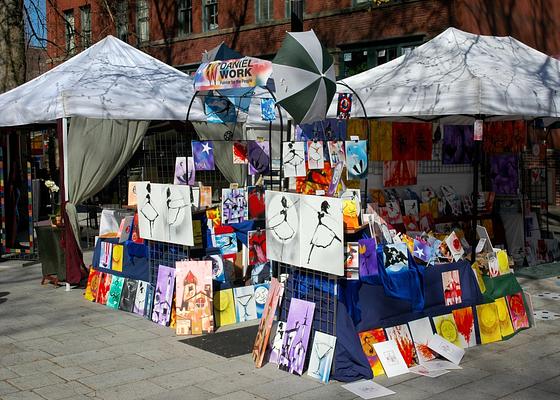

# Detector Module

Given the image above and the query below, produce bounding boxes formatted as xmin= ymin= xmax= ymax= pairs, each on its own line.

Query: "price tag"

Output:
xmin=316 ymin=190 xmax=325 ymax=196
xmin=350 ymin=135 xmax=360 ymax=141
xmin=474 ymin=120 xmax=483 ymax=141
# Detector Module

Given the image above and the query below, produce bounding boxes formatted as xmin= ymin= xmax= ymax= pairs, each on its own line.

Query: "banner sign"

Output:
xmin=194 ymin=57 xmax=272 ymax=91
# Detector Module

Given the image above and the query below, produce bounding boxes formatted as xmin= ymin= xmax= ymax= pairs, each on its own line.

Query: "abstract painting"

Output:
xmin=413 ymin=123 xmax=433 ymax=160
xmin=99 ymin=242 xmax=113 ymax=270
xmin=383 ymin=161 xmax=417 ymax=187
xmin=433 ymin=313 xmax=465 ymax=348
xmin=372 ymin=340 xmax=409 ymax=378
xmin=111 ymin=244 xmax=123 ymax=272
xmin=233 ymin=142 xmax=248 ymax=164
xmin=199 ymin=186 xmax=212 ymax=207
xmin=248 ymin=230 xmax=267 ymax=266
xmin=327 ymin=141 xmax=345 ymax=165
xmin=265 ymin=191 xmax=301 ymax=267
xmin=452 ymin=306 xmax=477 ymax=347
xmin=96 ymin=273 xmax=112 ymax=305
xmin=495 ymin=297 xmax=515 ymax=337
xmin=261 ymin=98 xmax=276 ymax=121
xmin=119 ymin=279 xmax=138 ymax=312
xmin=489 ymin=154 xmax=519 ymax=195
xmin=214 ymin=232 xmax=238 ymax=256
xmin=175 ymin=260 xmax=214 ymax=335
xmin=84 ymin=269 xmax=101 ymax=302
xmin=385 ymin=324 xmax=418 ymax=367
xmin=341 ymin=189 xmax=361 ymax=230
xmin=383 ymin=243 xmax=409 ymax=272
xmin=187 ymin=157 xmax=196 ymax=185
xmin=345 ymin=140 xmax=368 ymax=179
xmin=278 ymin=298 xmax=315 ymax=375
xmin=204 ymin=96 xmax=237 ymax=123
xmin=506 ymin=292 xmax=530 ymax=331
xmin=443 ymin=125 xmax=474 ymax=164
xmin=296 ymin=161 xmax=333 ymax=195
xmin=253 ymin=278 xmax=284 ymax=368
xmin=307 ymin=331 xmax=337 ymax=383
xmin=344 ymin=242 xmax=360 ymax=280
xmin=476 ymin=303 xmax=502 ymax=344
xmin=445 ymin=232 xmax=464 ymax=261
xmin=213 ymin=289 xmax=237 ymax=328
xmin=221 ymin=188 xmax=248 ymax=224
xmin=391 ymin=123 xmax=416 ymax=160
xmin=382 ymin=201 xmax=403 ymax=225
xmin=209 ymin=254 xmax=225 ymax=282
xmin=152 ymin=265 xmax=176 ymax=326
xmin=192 ymin=140 xmax=215 ymax=171
xmin=408 ymin=317 xmax=436 ymax=364
xmin=358 ymin=238 xmax=378 ymax=278
xmin=247 ymin=185 xmax=266 ymax=220
xmin=370 ymin=120 xmax=391 ymax=161
xmin=307 ymin=140 xmax=325 ymax=170
xmin=248 ymin=140 xmax=270 ymax=175
xmin=174 ymin=157 xmax=189 ymax=184
xmin=442 ymin=270 xmax=462 ymax=306
xmin=133 ymin=280 xmax=149 ymax=316
xmin=412 ymin=239 xmax=432 ymax=263
xmin=254 ymin=283 xmax=270 ymax=319
xmin=337 ymin=93 xmax=352 ymax=119
xmin=233 ymin=285 xmax=257 ymax=322
xmin=269 ymin=321 xmax=286 ymax=365
xmin=106 ymin=276 xmax=124 ymax=310
xmin=282 ymin=141 xmax=306 ymax=178
xmin=358 ymin=328 xmax=387 ymax=377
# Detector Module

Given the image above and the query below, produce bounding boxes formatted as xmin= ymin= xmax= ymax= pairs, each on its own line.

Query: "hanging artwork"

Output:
xmin=495 ymin=297 xmax=515 ymax=337
xmin=327 ymin=161 xmax=344 ymax=196
xmin=233 ymin=285 xmax=257 ymax=322
xmin=358 ymin=238 xmax=378 ymax=278
xmin=408 ymin=317 xmax=436 ymax=364
xmin=345 ymin=140 xmax=368 ymax=179
xmin=372 ymin=340 xmax=409 ymax=378
xmin=247 ymin=186 xmax=266 ymax=220
xmin=232 ymin=142 xmax=248 ymax=164
xmin=221 ymin=188 xmax=248 ymax=224
xmin=175 ymin=260 xmax=214 ymax=335
xmin=446 ymin=232 xmax=464 ymax=261
xmin=152 ymin=265 xmax=176 ymax=326
xmin=296 ymin=161 xmax=333 ymax=195
xmin=344 ymin=242 xmax=360 ymax=280
xmin=380 ymin=201 xmax=403 ymax=225
xmin=278 ymin=298 xmax=315 ymax=375
xmin=452 ymin=307 xmax=476 ymax=347
xmin=383 ymin=161 xmax=417 ymax=187
xmin=163 ymin=184 xmax=194 ymax=246
xmin=358 ymin=328 xmax=387 ymax=377
xmin=369 ymin=120 xmax=392 ymax=161
xmin=307 ymin=331 xmax=337 ymax=383
xmin=385 ymin=324 xmax=418 ymax=367
xmin=118 ymin=216 xmax=133 ymax=243
xmin=96 ymin=273 xmax=112 ymax=305
xmin=191 ymin=187 xmax=200 ymax=208
xmin=442 ymin=270 xmax=462 ymax=306
xmin=414 ymin=123 xmax=433 ymax=160
xmin=433 ymin=314 xmax=465 ymax=348
xmin=412 ymin=239 xmax=432 ymax=263
xmin=341 ymin=189 xmax=361 ymax=230
xmin=187 ymin=157 xmax=196 ymax=185
xmin=490 ymin=154 xmax=519 ymax=195
xmin=337 ymin=93 xmax=352 ymax=119
xmin=254 ymin=283 xmax=269 ymax=319
xmin=476 ymin=303 xmax=502 ymax=344
xmin=327 ymin=141 xmax=346 ymax=165
xmin=214 ymin=232 xmax=238 ymax=256
xmin=507 ymin=292 xmax=530 ymax=331
xmin=99 ymin=242 xmax=113 ymax=270
xmin=248 ymin=230 xmax=267 ymax=266
xmin=269 ymin=321 xmax=286 ymax=365
xmin=403 ymin=200 xmax=418 ymax=216
xmin=119 ymin=279 xmax=138 ymax=312
xmin=106 ymin=276 xmax=125 ymax=310
xmin=282 ymin=141 xmax=306 ymax=177
xmin=383 ymin=243 xmax=409 ymax=272
xmin=173 ymin=157 xmax=189 ymax=184
xmin=265 ymin=191 xmax=301 ymax=267
xmin=199 ymin=186 xmax=212 ymax=208
xmin=205 ymin=96 xmax=237 ymax=123
xmin=248 ymin=140 xmax=270 ymax=175
xmin=111 ymin=244 xmax=123 ymax=272
xmin=213 ymin=289 xmax=237 ymax=328
xmin=391 ymin=123 xmax=416 ymax=160
xmin=306 ymin=140 xmax=325 ymax=170
xmin=191 ymin=141 xmax=215 ymax=171
xmin=136 ymin=182 xmax=162 ymax=241
xmin=443 ymin=125 xmax=474 ymax=164
xmin=483 ymin=121 xmax=526 ymax=154
xmin=127 ymin=181 xmax=147 ymax=206
xmin=133 ymin=281 xmax=149 ymax=316
xmin=253 ymin=278 xmax=284 ymax=368
xmin=298 ymin=118 xmax=347 ymax=142
xmin=261 ymin=98 xmax=276 ymax=121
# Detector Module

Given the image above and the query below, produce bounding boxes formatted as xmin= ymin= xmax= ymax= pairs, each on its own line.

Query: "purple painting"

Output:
xmin=192 ymin=141 xmax=215 ymax=171
xmin=490 ymin=154 xmax=519 ymax=195
xmin=151 ymin=265 xmax=176 ymax=326
xmin=358 ymin=238 xmax=378 ymax=278
xmin=187 ymin=157 xmax=196 ymax=185
xmin=278 ymin=298 xmax=315 ymax=376
xmin=173 ymin=157 xmax=188 ymax=185
xmin=412 ymin=238 xmax=432 ymax=263
xmin=442 ymin=125 xmax=474 ymax=164
xmin=247 ymin=140 xmax=270 ymax=175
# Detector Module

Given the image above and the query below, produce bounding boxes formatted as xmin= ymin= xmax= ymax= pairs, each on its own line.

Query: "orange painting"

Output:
xmin=358 ymin=328 xmax=386 ymax=376
xmin=385 ymin=324 xmax=418 ymax=367
xmin=452 ymin=307 xmax=476 ymax=347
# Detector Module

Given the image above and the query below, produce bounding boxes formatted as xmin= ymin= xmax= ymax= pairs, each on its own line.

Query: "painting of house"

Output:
xmin=175 ymin=261 xmax=214 ymax=335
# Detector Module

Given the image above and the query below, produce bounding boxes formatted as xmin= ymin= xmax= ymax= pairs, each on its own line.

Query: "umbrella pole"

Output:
xmin=471 ymin=116 xmax=484 ymax=262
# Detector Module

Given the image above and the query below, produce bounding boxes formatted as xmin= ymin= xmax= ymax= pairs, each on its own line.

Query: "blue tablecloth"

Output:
xmin=92 ymin=238 xmax=149 ymax=282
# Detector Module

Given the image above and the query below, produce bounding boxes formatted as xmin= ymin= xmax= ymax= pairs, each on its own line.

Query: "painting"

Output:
xmin=443 ymin=125 xmax=474 ymax=164
xmin=221 ymin=188 xmax=248 ymax=224
xmin=265 ymin=191 xmax=301 ymax=267
xmin=307 ymin=140 xmax=325 ymax=170
xmin=391 ymin=123 xmax=415 ymax=160
xmin=345 ymin=140 xmax=368 ymax=179
xmin=199 ymin=186 xmax=212 ymax=208
xmin=442 ymin=270 xmax=462 ymax=306
xmin=327 ymin=141 xmax=345 ymax=165
xmin=383 ymin=161 xmax=417 ymax=187
xmin=163 ymin=184 xmax=194 ymax=246
xmin=483 ymin=121 xmax=526 ymax=154
xmin=191 ymin=140 xmax=215 ymax=171
xmin=476 ymin=303 xmax=502 ymax=344
xmin=173 ymin=157 xmax=189 ymax=184
xmin=446 ymin=232 xmax=465 ymax=261
xmin=414 ymin=123 xmax=433 ymax=160
xmin=254 ymin=283 xmax=270 ymax=319
xmin=187 ymin=157 xmax=196 ymax=185
xmin=133 ymin=281 xmax=149 ymax=316
xmin=204 ymin=96 xmax=237 ymax=123
xmin=269 ymin=321 xmax=286 ymax=365
xmin=507 ymin=292 xmax=530 ymax=331
xmin=96 ymin=273 xmax=112 ymax=305
xmin=261 ymin=98 xmax=276 ymax=121
xmin=214 ymin=289 xmax=237 ymax=328
xmin=127 ymin=181 xmax=148 ymax=206
xmin=248 ymin=230 xmax=267 ymax=266
xmin=344 ymin=242 xmax=360 ymax=280
xmin=358 ymin=328 xmax=387 ymax=377
xmin=84 ymin=269 xmax=101 ymax=302
xmin=382 ymin=201 xmax=403 ymax=225
xmin=152 ymin=265 xmax=176 ymax=326
xmin=247 ymin=186 xmax=266 ymax=220
xmin=433 ymin=313 xmax=465 ymax=348
xmin=337 ymin=93 xmax=352 ymax=119
xmin=372 ymin=340 xmax=409 ymax=378
xmin=300 ymin=195 xmax=344 ymax=276
xmin=111 ymin=244 xmax=123 ymax=272
xmin=118 ymin=216 xmax=133 ymax=243
xmin=403 ymin=200 xmax=418 ymax=216
xmin=253 ymin=278 xmax=284 ymax=368
xmin=214 ymin=232 xmax=238 ymax=256
xmin=233 ymin=285 xmax=257 ymax=322
xmin=408 ymin=317 xmax=436 ymax=364
xmin=233 ymin=142 xmax=248 ymax=164
xmin=370 ymin=120 xmax=392 ymax=161
xmin=412 ymin=239 xmax=432 ymax=263
xmin=278 ymin=298 xmax=315 ymax=375
xmin=144 ymin=283 xmax=155 ymax=319
xmin=248 ymin=140 xmax=270 ymax=175
xmin=296 ymin=161 xmax=333 ymax=195
xmin=452 ymin=306 xmax=477 ymax=347
xmin=495 ymin=297 xmax=515 ymax=337
xmin=307 ymin=331 xmax=337 ymax=383
xmin=490 ymin=154 xmax=519 ymax=195
xmin=175 ymin=260 xmax=214 ymax=335
xmin=209 ymin=254 xmax=225 ymax=282
xmin=282 ymin=141 xmax=306 ymax=177
xmin=136 ymin=182 xmax=161 ymax=241
xmin=298 ymin=118 xmax=347 ymax=142
xmin=385 ymin=324 xmax=418 ymax=367
xmin=358 ymin=238 xmax=378 ymax=278
xmin=341 ymin=189 xmax=361 ymax=230
xmin=383 ymin=243 xmax=409 ymax=272
xmin=99 ymin=242 xmax=113 ymax=270
xmin=118 ymin=279 xmax=138 ymax=312
xmin=106 ymin=276 xmax=125 ymax=310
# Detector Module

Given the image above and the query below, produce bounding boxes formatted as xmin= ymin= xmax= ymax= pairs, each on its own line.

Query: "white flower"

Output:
xmin=45 ymin=180 xmax=54 ymax=188
xmin=51 ymin=185 xmax=59 ymax=193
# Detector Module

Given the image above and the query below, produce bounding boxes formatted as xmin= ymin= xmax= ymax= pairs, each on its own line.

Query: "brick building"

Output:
xmin=46 ymin=0 xmax=560 ymax=77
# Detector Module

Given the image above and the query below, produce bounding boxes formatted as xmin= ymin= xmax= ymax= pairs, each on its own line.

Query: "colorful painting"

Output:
xmin=446 ymin=232 xmax=464 ymax=261
xmin=106 ymin=276 xmax=125 ymax=310
xmin=341 ymin=189 xmax=361 ymax=230
xmin=385 ymin=324 xmax=418 ymax=367
xmin=297 ymin=118 xmax=347 ymax=142
xmin=507 ymin=292 xmax=530 ymax=331
xmin=214 ymin=289 xmax=237 ymax=328
xmin=175 ymin=261 xmax=214 ymax=335
xmin=234 ymin=285 xmax=257 ymax=322
xmin=221 ymin=188 xmax=248 ymax=224
xmin=414 ymin=123 xmax=433 ymax=160
xmin=192 ymin=141 xmax=215 ymax=171
xmin=214 ymin=232 xmax=238 ymax=255
xmin=490 ymin=154 xmax=519 ymax=195
xmin=433 ymin=314 xmax=465 ymax=348
xmin=96 ymin=273 xmax=112 ymax=305
xmin=383 ymin=161 xmax=417 ymax=187
xmin=99 ymin=242 xmax=113 ymax=270
xmin=232 ymin=142 xmax=248 ymax=164
xmin=495 ymin=297 xmax=515 ymax=337
xmin=358 ymin=238 xmax=378 ymax=278
xmin=358 ymin=328 xmax=387 ymax=377
xmin=247 ymin=186 xmax=266 ymax=220
xmin=443 ymin=125 xmax=474 ymax=164
xmin=152 ymin=265 xmax=176 ymax=326
xmin=199 ymin=186 xmax=212 ymax=207
xmin=296 ymin=161 xmax=333 ymax=195
xmin=306 ymin=140 xmax=325 ymax=170
xmin=133 ymin=281 xmax=149 ymax=316
xmin=253 ymin=278 xmax=284 ymax=368
xmin=452 ymin=306 xmax=476 ymax=347
xmin=173 ymin=157 xmax=189 ymax=184
xmin=408 ymin=317 xmax=436 ymax=364
xmin=209 ymin=254 xmax=225 ymax=282
xmin=205 ymin=96 xmax=237 ymax=123
xmin=483 ymin=121 xmax=527 ymax=154
xmin=111 ymin=244 xmax=123 ymax=272
xmin=342 ymin=242 xmax=359 ymax=280
xmin=412 ymin=239 xmax=432 ymax=263
xmin=442 ymin=270 xmax=462 ymax=306
xmin=383 ymin=243 xmax=409 ymax=272
xmin=248 ymin=230 xmax=267 ymax=266
xmin=345 ymin=140 xmax=368 ymax=179
xmin=254 ymin=283 xmax=269 ymax=319
xmin=265 ymin=191 xmax=301 ymax=267
xmin=282 ymin=141 xmax=306 ymax=177
xmin=382 ymin=201 xmax=403 ymax=225
xmin=119 ymin=279 xmax=138 ymax=312
xmin=307 ymin=331 xmax=337 ymax=383
xmin=337 ymin=93 xmax=352 ymax=119
xmin=248 ymin=140 xmax=270 ymax=175
xmin=117 ymin=216 xmax=133 ymax=243
xmin=327 ymin=141 xmax=345 ymax=165
xmin=84 ymin=269 xmax=101 ymax=302
xmin=278 ymin=298 xmax=316 ymax=375
xmin=269 ymin=321 xmax=286 ymax=365
xmin=261 ymin=98 xmax=276 ymax=121
xmin=476 ymin=303 xmax=502 ymax=344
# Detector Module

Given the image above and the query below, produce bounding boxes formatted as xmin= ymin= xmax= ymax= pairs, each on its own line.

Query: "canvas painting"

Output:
xmin=209 ymin=254 xmax=225 ymax=282
xmin=175 ymin=260 xmax=214 ymax=335
xmin=248 ymin=230 xmax=267 ymax=266
xmin=358 ymin=238 xmax=378 ymax=278
xmin=296 ymin=161 xmax=333 ymax=195
xmin=133 ymin=280 xmax=149 ymax=316
xmin=297 ymin=118 xmax=347 ymax=142
xmin=476 ymin=303 xmax=502 ymax=344
xmin=495 ymin=297 xmax=515 ymax=337
xmin=278 ymin=298 xmax=316 ymax=375
xmin=307 ymin=140 xmax=325 ymax=170
xmin=214 ymin=289 xmax=237 ymax=328
xmin=191 ymin=187 xmax=200 ymax=208
xmin=106 ymin=276 xmax=125 ymax=310
xmin=383 ymin=243 xmax=409 ymax=272
xmin=173 ymin=157 xmax=189 ymax=184
xmin=413 ymin=123 xmax=433 ymax=160
xmin=452 ymin=306 xmax=477 ymax=347
xmin=253 ymin=278 xmax=284 ymax=368
xmin=186 ymin=157 xmax=196 ymax=185
xmin=442 ymin=125 xmax=474 ymax=164
xmin=282 ymin=141 xmax=306 ymax=177
xmin=214 ymin=232 xmax=238 ymax=256
xmin=372 ymin=340 xmax=409 ymax=378
xmin=341 ymin=189 xmax=361 ymax=230
xmin=136 ymin=182 xmax=162 ymax=241
xmin=111 ymin=244 xmax=123 ymax=272
xmin=391 ymin=123 xmax=416 ymax=160
xmin=358 ymin=328 xmax=387 ymax=377
xmin=118 ymin=216 xmax=133 ymax=243
xmin=234 ymin=285 xmax=257 ymax=322
xmin=99 ymin=241 xmax=113 ymax=270
xmin=442 ymin=270 xmax=462 ymax=306
xmin=144 ymin=283 xmax=155 ymax=319
xmin=118 ymin=279 xmax=138 ymax=312
xmin=507 ymin=292 xmax=530 ymax=331
xmin=407 ymin=317 xmax=436 ymax=364
xmin=96 ymin=273 xmax=112 ymax=305
xmin=84 ymin=269 xmax=101 ymax=302
xmin=162 ymin=184 xmax=194 ymax=246
xmin=265 ymin=191 xmax=301 ymax=266
xmin=191 ymin=140 xmax=215 ymax=171
xmin=300 ymin=195 xmax=344 ymax=276
xmin=446 ymin=232 xmax=465 ymax=261
xmin=337 ymin=93 xmax=352 ymax=119
xmin=247 ymin=186 xmax=266 ymax=220
xmin=307 ymin=331 xmax=337 ymax=383
xmin=269 ymin=321 xmax=286 ymax=365
xmin=327 ymin=141 xmax=345 ymax=165
xmin=261 ymin=98 xmax=276 ymax=121
xmin=345 ymin=140 xmax=368 ymax=179
xmin=433 ymin=313 xmax=465 ymax=348
xmin=403 ymin=200 xmax=418 ymax=216
xmin=383 ymin=201 xmax=403 ymax=225
xmin=490 ymin=154 xmax=519 ymax=195
xmin=344 ymin=242 xmax=360 ymax=280
xmin=385 ymin=324 xmax=418 ymax=367
xmin=248 ymin=140 xmax=270 ymax=175
xmin=233 ymin=142 xmax=248 ymax=164
xmin=383 ymin=161 xmax=417 ymax=187
xmin=222 ymin=188 xmax=248 ymax=224
xmin=413 ymin=239 xmax=432 ymax=263
xmin=199 ymin=186 xmax=212 ymax=208
xmin=204 ymin=96 xmax=237 ymax=123
xmin=127 ymin=181 xmax=147 ymax=206
xmin=369 ymin=120 xmax=391 ymax=161
xmin=152 ymin=265 xmax=176 ymax=326
xmin=254 ymin=283 xmax=270 ymax=319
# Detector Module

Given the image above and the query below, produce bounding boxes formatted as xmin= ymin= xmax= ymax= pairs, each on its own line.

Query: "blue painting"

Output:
xmin=261 ymin=98 xmax=276 ymax=121
xmin=204 ymin=96 xmax=237 ymax=123
xmin=215 ymin=232 xmax=238 ymax=255
xmin=191 ymin=140 xmax=215 ymax=171
xmin=254 ymin=283 xmax=270 ymax=319
xmin=345 ymin=140 xmax=368 ymax=179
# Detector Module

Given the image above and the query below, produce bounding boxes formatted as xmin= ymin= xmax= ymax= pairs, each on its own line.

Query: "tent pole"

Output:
xmin=62 ymin=118 xmax=68 ymax=202
xmin=471 ymin=116 xmax=484 ymax=263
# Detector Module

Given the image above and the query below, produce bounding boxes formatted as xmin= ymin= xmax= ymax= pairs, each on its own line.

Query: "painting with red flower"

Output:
xmin=358 ymin=328 xmax=387 ymax=377
xmin=233 ymin=141 xmax=248 ymax=164
xmin=247 ymin=186 xmax=266 ymax=220
xmin=408 ymin=317 xmax=436 ymax=364
xmin=506 ymin=292 xmax=530 ymax=331
xmin=385 ymin=324 xmax=418 ymax=367
xmin=248 ymin=230 xmax=267 ymax=266
xmin=452 ymin=306 xmax=476 ymax=347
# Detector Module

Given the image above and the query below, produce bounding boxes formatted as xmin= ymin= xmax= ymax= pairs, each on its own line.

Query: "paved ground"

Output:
xmin=1 ymin=258 xmax=560 ymax=400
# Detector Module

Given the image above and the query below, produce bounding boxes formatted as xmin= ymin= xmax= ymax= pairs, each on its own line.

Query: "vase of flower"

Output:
xmin=45 ymin=180 xmax=60 ymax=226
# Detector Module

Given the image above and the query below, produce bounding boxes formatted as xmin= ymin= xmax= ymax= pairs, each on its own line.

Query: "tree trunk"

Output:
xmin=0 ymin=0 xmax=26 ymax=92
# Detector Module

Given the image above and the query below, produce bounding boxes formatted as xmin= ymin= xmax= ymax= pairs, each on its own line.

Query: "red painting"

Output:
xmin=414 ymin=123 xmax=433 ymax=160
xmin=383 ymin=160 xmax=417 ymax=187
xmin=392 ymin=123 xmax=416 ymax=160
xmin=483 ymin=121 xmax=527 ymax=154
xmin=248 ymin=230 xmax=267 ymax=266
xmin=96 ymin=272 xmax=113 ymax=305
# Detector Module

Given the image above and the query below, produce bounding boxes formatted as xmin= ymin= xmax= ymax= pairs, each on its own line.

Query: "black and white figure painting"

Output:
xmin=137 ymin=182 xmax=164 ymax=241
xmin=307 ymin=331 xmax=337 ymax=383
xmin=306 ymin=140 xmax=325 ymax=170
xmin=300 ymin=194 xmax=344 ymax=276
xmin=119 ymin=278 xmax=138 ymax=312
xmin=282 ymin=141 xmax=306 ymax=177
xmin=133 ymin=280 xmax=148 ymax=316
xmin=265 ymin=191 xmax=301 ymax=267
xmin=233 ymin=285 xmax=257 ymax=322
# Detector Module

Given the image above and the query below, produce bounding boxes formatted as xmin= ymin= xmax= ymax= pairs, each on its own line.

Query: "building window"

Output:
xmin=64 ymin=9 xmax=76 ymax=55
xmin=256 ymin=0 xmax=272 ymax=22
xmin=80 ymin=6 xmax=91 ymax=48
xmin=116 ymin=1 xmax=128 ymax=42
xmin=285 ymin=0 xmax=304 ymax=18
xmin=204 ymin=0 xmax=218 ymax=31
xmin=178 ymin=0 xmax=192 ymax=36
xmin=136 ymin=0 xmax=149 ymax=43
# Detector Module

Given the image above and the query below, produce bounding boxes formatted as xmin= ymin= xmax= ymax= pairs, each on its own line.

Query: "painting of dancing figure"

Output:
xmin=265 ymin=191 xmax=301 ymax=267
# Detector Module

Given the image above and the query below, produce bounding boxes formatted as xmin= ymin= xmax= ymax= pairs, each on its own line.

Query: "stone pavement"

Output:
xmin=1 ymin=258 xmax=559 ymax=400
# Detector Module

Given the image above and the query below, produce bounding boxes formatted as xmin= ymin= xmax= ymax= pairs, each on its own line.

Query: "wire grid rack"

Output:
xmin=147 ymin=240 xmax=189 ymax=286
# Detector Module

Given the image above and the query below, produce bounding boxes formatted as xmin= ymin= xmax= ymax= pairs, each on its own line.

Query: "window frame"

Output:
xmin=136 ymin=0 xmax=150 ymax=43
xmin=256 ymin=0 xmax=273 ymax=23
xmin=203 ymin=0 xmax=218 ymax=32
xmin=177 ymin=0 xmax=193 ymax=37
xmin=116 ymin=0 xmax=129 ymax=42
xmin=63 ymin=9 xmax=76 ymax=55
xmin=80 ymin=5 xmax=91 ymax=48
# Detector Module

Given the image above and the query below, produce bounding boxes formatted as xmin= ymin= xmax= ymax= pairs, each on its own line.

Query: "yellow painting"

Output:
xmin=213 ymin=289 xmax=237 ymax=327
xmin=111 ymin=244 xmax=123 ymax=272
xmin=358 ymin=328 xmax=386 ymax=377
xmin=347 ymin=118 xmax=369 ymax=140
xmin=370 ymin=121 xmax=392 ymax=161
xmin=496 ymin=250 xmax=510 ymax=275
xmin=343 ymin=199 xmax=360 ymax=230
xmin=476 ymin=303 xmax=502 ymax=344
xmin=495 ymin=297 xmax=515 ymax=337
xmin=433 ymin=314 xmax=464 ymax=348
